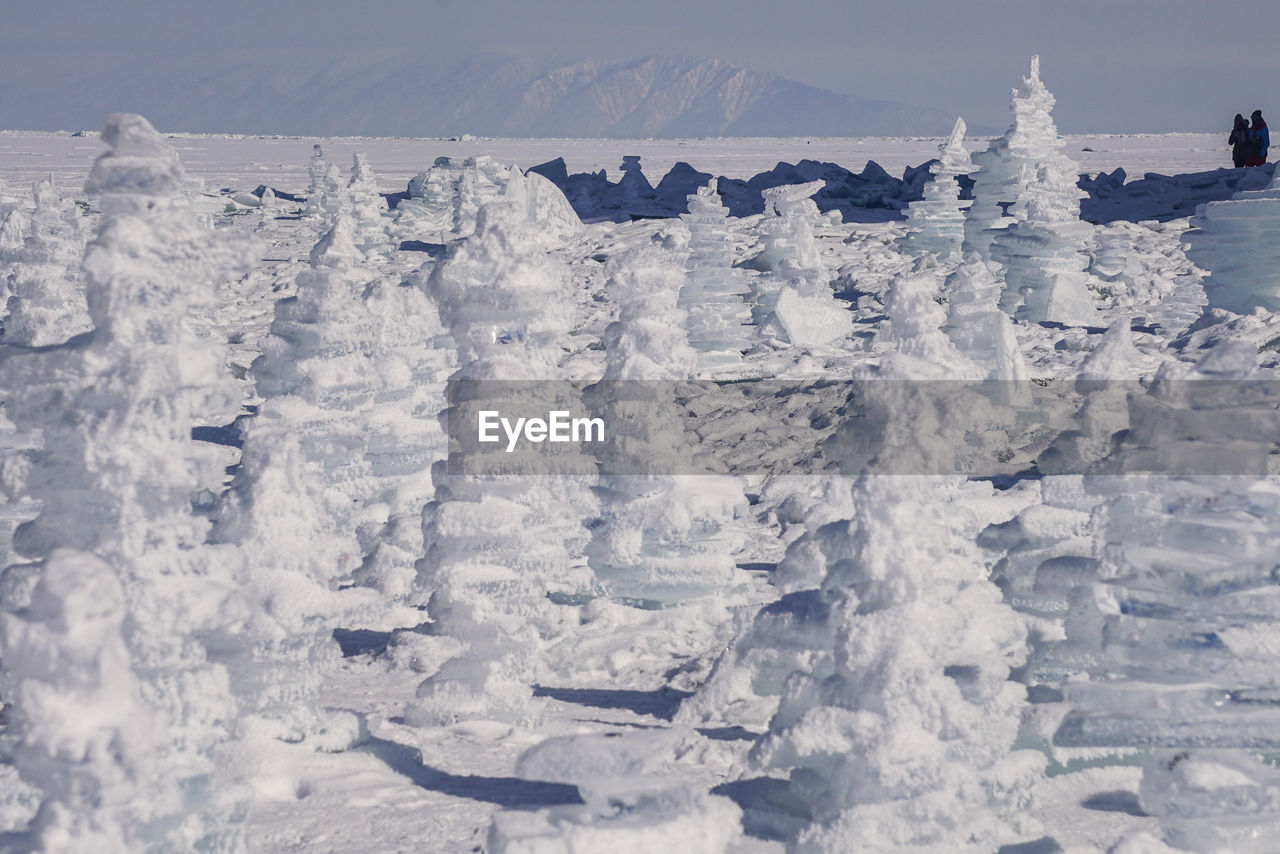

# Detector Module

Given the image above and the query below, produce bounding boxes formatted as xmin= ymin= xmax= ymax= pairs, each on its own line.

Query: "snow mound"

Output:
xmin=488 ymin=731 xmax=743 ymax=854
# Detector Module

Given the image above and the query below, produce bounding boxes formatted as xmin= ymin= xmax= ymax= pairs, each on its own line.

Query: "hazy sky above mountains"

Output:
xmin=3 ymin=0 xmax=1271 ymax=133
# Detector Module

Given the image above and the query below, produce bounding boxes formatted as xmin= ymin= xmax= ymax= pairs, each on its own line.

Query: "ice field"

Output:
xmin=6 ymin=58 xmax=1280 ymax=853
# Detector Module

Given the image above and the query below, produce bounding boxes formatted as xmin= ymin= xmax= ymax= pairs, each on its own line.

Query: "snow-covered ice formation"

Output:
xmin=964 ymin=57 xmax=1054 ymax=266
xmin=1054 ymin=342 xmax=1280 ymax=852
xmin=751 ymin=180 xmax=852 ymax=347
xmin=879 ymin=267 xmax=983 ymax=378
xmin=1089 ymin=220 xmax=1206 ymax=335
xmin=1 ymin=113 xmax=256 ymax=852
xmin=750 ymin=476 xmax=1041 ymax=853
xmin=586 ymin=243 xmax=745 ymax=606
xmin=216 ymin=206 xmax=442 ymax=740
xmin=943 ymin=253 xmax=1030 ymax=385
xmin=1037 ymin=318 xmax=1149 ymax=475
xmin=753 ymin=180 xmax=827 ymax=278
xmin=398 ymin=155 xmax=582 ymax=248
xmin=2 ymin=121 xmax=1272 ymax=854
xmin=899 ymin=116 xmax=973 ymax=261
xmin=679 ymin=180 xmax=752 ymax=375
xmin=351 ymin=267 xmax=453 ymax=600
xmin=304 ymin=143 xmax=328 ymax=219
xmin=248 ymin=211 xmax=380 ymax=556
xmin=0 ymin=550 xmax=172 ymax=852
xmin=0 ymin=180 xmax=33 ymax=310
xmin=1 ymin=178 xmax=91 ymax=348
xmin=965 ymin=55 xmax=1097 ymax=329
xmin=347 ymin=153 xmax=394 ymax=259
xmin=681 ymin=304 xmax=1010 ymax=735
xmin=320 ymin=161 xmax=349 ymax=224
xmin=1182 ymin=168 xmax=1280 ymax=314
xmin=407 ymin=202 xmax=593 ymax=726
xmin=990 ymin=323 xmax=1145 ymax=691
xmin=991 ymin=159 xmax=1099 ymax=325
xmin=211 ymin=422 xmax=366 ymax=747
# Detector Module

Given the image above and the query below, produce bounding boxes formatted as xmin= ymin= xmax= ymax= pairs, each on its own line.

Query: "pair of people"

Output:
xmin=1230 ymin=110 xmax=1269 ymax=167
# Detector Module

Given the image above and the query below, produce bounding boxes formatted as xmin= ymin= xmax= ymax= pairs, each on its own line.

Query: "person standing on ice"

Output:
xmin=1230 ymin=113 xmax=1251 ymax=168
xmin=1246 ymin=109 xmax=1269 ymax=166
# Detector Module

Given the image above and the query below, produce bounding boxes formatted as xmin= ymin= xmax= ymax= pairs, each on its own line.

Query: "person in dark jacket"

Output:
xmin=1246 ymin=109 xmax=1270 ymax=167
xmin=1230 ymin=113 xmax=1251 ymax=168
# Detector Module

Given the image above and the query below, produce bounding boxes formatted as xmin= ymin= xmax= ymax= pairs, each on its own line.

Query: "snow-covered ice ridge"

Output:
xmin=5 ymin=57 xmax=1280 ymax=853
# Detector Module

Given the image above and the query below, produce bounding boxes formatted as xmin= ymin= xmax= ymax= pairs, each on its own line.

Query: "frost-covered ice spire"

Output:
xmin=0 ymin=550 xmax=169 ymax=852
xmin=248 ymin=210 xmax=380 ymax=550
xmin=304 ymin=143 xmax=328 ymax=218
xmin=958 ymin=56 xmax=1097 ymax=324
xmin=214 ymin=212 xmax=379 ymax=742
xmin=2 ymin=177 xmax=92 ymax=347
xmin=899 ymin=116 xmax=973 ymax=260
xmin=351 ymin=252 xmax=453 ymax=600
xmin=963 ymin=57 xmax=1087 ymax=284
xmin=586 ymin=243 xmax=745 ymax=607
xmin=11 ymin=112 xmax=249 ymax=567
xmin=348 ymin=152 xmax=393 ymax=258
xmin=406 ymin=201 xmax=594 ymax=727
xmin=1 ymin=113 xmax=255 ymax=852
xmin=750 ymin=476 xmax=1041 ymax=853
xmin=679 ymin=179 xmax=753 ymax=375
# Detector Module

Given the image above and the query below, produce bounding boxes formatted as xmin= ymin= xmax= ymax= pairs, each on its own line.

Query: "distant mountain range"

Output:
xmin=2 ymin=53 xmax=978 ymax=138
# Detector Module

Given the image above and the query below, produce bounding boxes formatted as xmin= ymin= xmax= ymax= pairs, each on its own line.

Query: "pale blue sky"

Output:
xmin=1 ymin=0 xmax=1271 ymax=133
